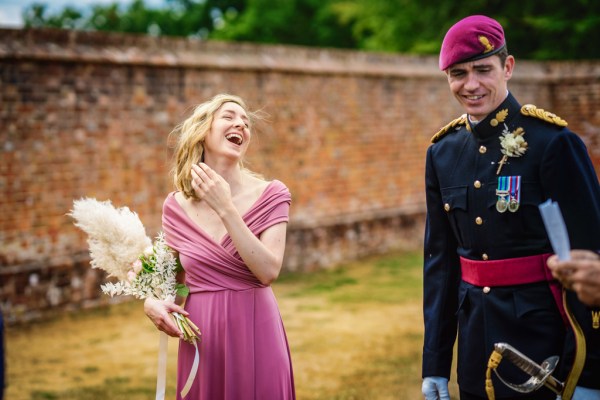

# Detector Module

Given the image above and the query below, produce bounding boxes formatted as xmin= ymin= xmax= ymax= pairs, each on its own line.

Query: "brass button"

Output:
xmin=482 ymin=253 xmax=489 ymax=261
xmin=479 ymin=146 xmax=487 ymax=154
xmin=483 ymin=286 xmax=491 ymax=294
xmin=474 ymin=180 xmax=482 ymax=189
xmin=475 ymin=217 xmax=483 ymax=225
xmin=444 ymin=203 xmax=450 ymax=212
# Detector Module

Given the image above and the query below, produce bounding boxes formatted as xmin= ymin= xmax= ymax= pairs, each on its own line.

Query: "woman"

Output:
xmin=144 ymin=94 xmax=295 ymax=399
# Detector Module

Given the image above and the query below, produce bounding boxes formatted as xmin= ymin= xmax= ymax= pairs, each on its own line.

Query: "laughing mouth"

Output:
xmin=465 ymin=95 xmax=484 ymax=101
xmin=226 ymin=133 xmax=243 ymax=145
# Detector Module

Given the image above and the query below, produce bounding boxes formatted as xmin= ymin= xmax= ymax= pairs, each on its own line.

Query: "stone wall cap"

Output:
xmin=0 ymin=27 xmax=443 ymax=78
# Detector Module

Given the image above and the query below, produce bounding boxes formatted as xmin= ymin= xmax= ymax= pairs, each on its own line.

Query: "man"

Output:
xmin=548 ymin=250 xmax=600 ymax=307
xmin=0 ymin=309 xmax=4 ymax=400
xmin=421 ymin=15 xmax=600 ymax=400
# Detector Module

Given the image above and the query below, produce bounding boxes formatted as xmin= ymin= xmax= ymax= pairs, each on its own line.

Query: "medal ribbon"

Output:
xmin=496 ymin=176 xmax=509 ymax=213
xmin=498 ymin=176 xmax=508 ymax=193
xmin=509 ymin=175 xmax=521 ymax=204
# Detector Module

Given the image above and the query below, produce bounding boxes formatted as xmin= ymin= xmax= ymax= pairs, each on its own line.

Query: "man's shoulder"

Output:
xmin=431 ymin=114 xmax=469 ymax=143
xmin=519 ymin=104 xmax=568 ymax=128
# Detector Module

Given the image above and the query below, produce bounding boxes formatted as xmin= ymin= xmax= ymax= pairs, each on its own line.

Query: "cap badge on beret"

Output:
xmin=479 ymin=36 xmax=494 ymax=53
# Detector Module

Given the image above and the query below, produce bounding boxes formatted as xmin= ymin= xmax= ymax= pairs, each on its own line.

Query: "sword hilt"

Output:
xmin=493 ymin=342 xmax=564 ymax=395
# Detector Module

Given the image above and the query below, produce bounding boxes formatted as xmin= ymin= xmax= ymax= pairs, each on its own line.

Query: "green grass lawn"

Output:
xmin=4 ymin=250 xmax=459 ymax=399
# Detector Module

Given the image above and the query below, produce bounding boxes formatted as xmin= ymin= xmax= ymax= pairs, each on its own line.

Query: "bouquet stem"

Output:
xmin=172 ymin=312 xmax=202 ymax=344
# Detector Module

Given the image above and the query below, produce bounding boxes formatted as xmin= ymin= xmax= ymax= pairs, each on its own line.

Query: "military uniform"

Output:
xmin=0 ymin=309 xmax=4 ymax=400
xmin=422 ymin=92 xmax=600 ymax=398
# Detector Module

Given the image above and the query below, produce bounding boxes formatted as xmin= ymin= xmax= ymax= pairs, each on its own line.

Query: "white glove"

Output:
xmin=572 ymin=386 xmax=600 ymax=400
xmin=422 ymin=376 xmax=450 ymax=400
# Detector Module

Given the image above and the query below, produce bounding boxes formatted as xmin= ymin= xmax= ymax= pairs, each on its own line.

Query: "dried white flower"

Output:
xmin=499 ymin=125 xmax=527 ymax=158
xmin=68 ymin=198 xmax=152 ymax=281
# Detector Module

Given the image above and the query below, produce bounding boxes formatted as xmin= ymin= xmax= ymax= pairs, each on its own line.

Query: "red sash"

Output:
xmin=460 ymin=254 xmax=567 ymax=326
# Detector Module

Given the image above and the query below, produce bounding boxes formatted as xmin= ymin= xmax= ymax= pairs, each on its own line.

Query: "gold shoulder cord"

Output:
xmin=521 ymin=104 xmax=568 ymax=127
xmin=431 ymin=114 xmax=468 ymax=143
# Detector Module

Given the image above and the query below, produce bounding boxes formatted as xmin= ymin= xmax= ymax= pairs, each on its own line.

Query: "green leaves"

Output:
xmin=139 ymin=254 xmax=155 ymax=274
xmin=22 ymin=0 xmax=600 ymax=60
xmin=175 ymin=283 xmax=190 ymax=298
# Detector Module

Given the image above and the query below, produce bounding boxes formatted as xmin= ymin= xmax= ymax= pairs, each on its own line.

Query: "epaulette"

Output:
xmin=521 ymin=104 xmax=568 ymax=127
xmin=431 ymin=114 xmax=468 ymax=143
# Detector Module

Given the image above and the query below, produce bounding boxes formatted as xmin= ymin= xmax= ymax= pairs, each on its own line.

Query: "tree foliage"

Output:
xmin=23 ymin=0 xmax=233 ymax=37
xmin=208 ymin=0 xmax=358 ymax=49
xmin=22 ymin=0 xmax=600 ymax=60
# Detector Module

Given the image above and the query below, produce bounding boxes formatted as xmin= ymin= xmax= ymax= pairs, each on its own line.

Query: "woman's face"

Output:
xmin=203 ymin=101 xmax=251 ymax=162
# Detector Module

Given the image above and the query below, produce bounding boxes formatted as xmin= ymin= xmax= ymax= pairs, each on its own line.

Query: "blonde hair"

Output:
xmin=170 ymin=94 xmax=261 ymax=200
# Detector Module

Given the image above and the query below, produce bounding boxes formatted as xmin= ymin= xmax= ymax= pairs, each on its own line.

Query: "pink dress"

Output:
xmin=162 ymin=180 xmax=295 ymax=400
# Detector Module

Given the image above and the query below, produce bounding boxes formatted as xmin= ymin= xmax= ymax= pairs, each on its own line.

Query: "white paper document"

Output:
xmin=538 ymin=199 xmax=571 ymax=261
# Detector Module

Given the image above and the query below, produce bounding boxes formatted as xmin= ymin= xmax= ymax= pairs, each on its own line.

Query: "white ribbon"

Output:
xmin=155 ymin=331 xmax=169 ymax=400
xmin=180 ymin=339 xmax=200 ymax=398
xmin=154 ymin=329 xmax=199 ymax=399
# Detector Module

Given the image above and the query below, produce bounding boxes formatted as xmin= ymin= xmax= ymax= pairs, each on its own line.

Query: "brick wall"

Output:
xmin=1 ymin=28 xmax=599 ymax=322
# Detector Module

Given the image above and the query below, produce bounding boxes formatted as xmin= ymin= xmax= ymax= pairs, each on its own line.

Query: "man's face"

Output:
xmin=446 ymin=55 xmax=515 ymax=121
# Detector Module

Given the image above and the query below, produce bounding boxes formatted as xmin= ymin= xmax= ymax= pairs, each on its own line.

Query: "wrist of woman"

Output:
xmin=217 ymin=202 xmax=239 ymax=220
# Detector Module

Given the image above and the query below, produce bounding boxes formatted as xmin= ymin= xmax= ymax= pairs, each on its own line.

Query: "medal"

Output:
xmin=497 ymin=176 xmax=521 ymax=213
xmin=496 ymin=192 xmax=509 ymax=213
xmin=508 ymin=176 xmax=521 ymax=213
xmin=496 ymin=176 xmax=509 ymax=213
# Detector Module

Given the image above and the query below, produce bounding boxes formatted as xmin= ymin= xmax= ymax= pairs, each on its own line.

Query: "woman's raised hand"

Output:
xmin=191 ymin=163 xmax=234 ymax=215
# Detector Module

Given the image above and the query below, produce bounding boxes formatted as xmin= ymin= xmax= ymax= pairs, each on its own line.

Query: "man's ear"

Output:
xmin=504 ymin=55 xmax=515 ymax=80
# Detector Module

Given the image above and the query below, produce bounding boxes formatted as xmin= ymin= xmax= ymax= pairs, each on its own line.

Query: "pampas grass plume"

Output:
xmin=69 ymin=198 xmax=152 ymax=281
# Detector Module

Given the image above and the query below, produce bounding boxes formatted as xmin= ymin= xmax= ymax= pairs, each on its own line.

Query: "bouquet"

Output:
xmin=68 ymin=197 xmax=200 ymax=342
xmin=101 ymin=232 xmax=200 ymax=343
xmin=69 ymin=198 xmax=200 ymax=399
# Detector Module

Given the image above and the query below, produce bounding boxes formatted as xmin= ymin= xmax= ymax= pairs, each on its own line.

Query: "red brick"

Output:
xmin=0 ymin=28 xmax=598 ymax=322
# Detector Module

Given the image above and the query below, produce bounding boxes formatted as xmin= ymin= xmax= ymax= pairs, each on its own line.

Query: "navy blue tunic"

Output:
xmin=422 ymin=92 xmax=600 ymax=398
xmin=0 ymin=309 xmax=4 ymax=400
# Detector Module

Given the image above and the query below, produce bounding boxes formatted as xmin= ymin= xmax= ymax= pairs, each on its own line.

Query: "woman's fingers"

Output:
xmin=191 ymin=163 xmax=218 ymax=194
xmin=192 ymin=163 xmax=212 ymax=181
xmin=191 ymin=163 xmax=232 ymax=211
xmin=191 ymin=168 xmax=203 ymax=190
xmin=144 ymin=298 xmax=185 ymax=338
xmin=166 ymin=301 xmax=189 ymax=316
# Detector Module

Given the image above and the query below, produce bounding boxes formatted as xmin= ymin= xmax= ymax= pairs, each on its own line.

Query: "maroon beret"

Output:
xmin=439 ymin=15 xmax=506 ymax=70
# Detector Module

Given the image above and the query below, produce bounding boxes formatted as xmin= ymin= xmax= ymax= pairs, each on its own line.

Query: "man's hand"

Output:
xmin=548 ymin=250 xmax=600 ymax=306
xmin=573 ymin=386 xmax=600 ymax=399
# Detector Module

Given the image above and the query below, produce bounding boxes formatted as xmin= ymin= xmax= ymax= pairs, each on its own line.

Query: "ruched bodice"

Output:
xmin=162 ymin=180 xmax=291 ymax=292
